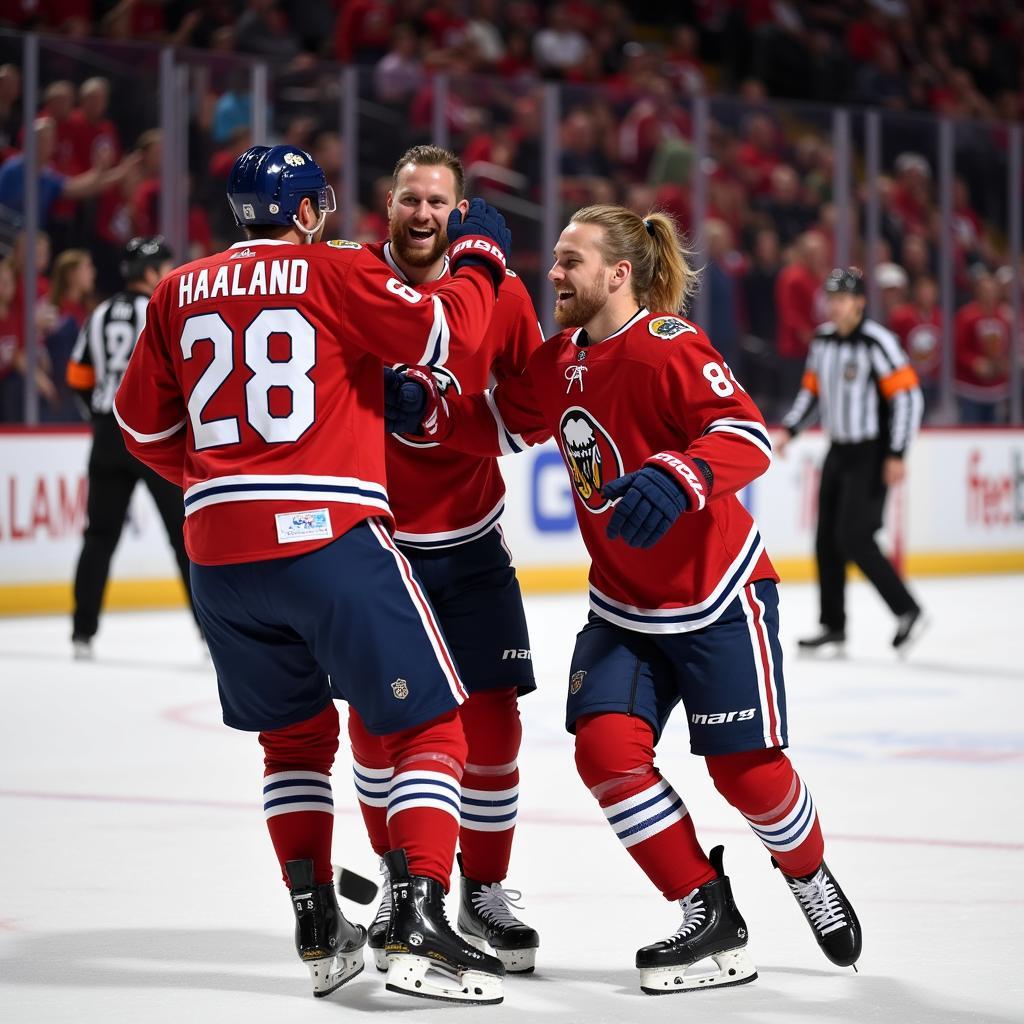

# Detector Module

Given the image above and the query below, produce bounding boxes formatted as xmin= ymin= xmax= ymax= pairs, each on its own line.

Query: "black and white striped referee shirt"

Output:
xmin=781 ymin=316 xmax=924 ymax=456
xmin=67 ymin=290 xmax=149 ymax=417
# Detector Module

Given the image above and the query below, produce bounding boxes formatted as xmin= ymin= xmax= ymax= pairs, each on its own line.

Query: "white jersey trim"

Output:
xmin=182 ymin=473 xmax=389 ymax=517
xmin=393 ymin=496 xmax=506 ymax=550
xmin=112 ymin=400 xmax=187 ymax=444
xmin=588 ymin=524 xmax=764 ymax=634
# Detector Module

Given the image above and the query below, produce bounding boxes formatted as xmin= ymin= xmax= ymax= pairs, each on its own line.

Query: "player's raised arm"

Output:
xmin=343 ymin=199 xmax=512 ymax=368
xmin=113 ymin=279 xmax=188 ymax=486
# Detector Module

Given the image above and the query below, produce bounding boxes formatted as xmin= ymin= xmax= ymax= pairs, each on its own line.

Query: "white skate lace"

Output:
xmin=790 ymin=869 xmax=847 ymax=936
xmin=471 ymin=883 xmax=526 ymax=928
xmin=372 ymin=860 xmax=392 ymax=930
xmin=670 ymin=890 xmax=707 ymax=939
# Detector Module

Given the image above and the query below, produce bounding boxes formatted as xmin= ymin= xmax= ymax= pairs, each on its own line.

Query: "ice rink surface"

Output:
xmin=1 ymin=575 xmax=1022 ymax=1024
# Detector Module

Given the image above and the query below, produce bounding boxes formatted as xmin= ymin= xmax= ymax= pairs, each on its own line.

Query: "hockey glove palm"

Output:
xmin=603 ymin=466 xmax=688 ymax=548
xmin=383 ymin=366 xmax=449 ymax=440
xmin=447 ymin=198 xmax=511 ymax=290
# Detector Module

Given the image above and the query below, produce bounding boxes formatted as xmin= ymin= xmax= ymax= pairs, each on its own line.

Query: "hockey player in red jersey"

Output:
xmin=387 ymin=204 xmax=862 ymax=993
xmin=347 ymin=146 xmax=543 ymax=974
xmin=113 ymin=144 xmax=514 ymax=1005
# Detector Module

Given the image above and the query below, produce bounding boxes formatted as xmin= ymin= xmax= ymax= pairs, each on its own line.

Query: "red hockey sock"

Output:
xmin=457 ymin=688 xmax=521 ymax=884
xmin=706 ymin=748 xmax=825 ymax=878
xmin=259 ymin=702 xmax=340 ymax=887
xmin=347 ymin=706 xmax=391 ymax=857
xmin=575 ymin=713 xmax=714 ymax=900
xmin=381 ymin=708 xmax=467 ymax=890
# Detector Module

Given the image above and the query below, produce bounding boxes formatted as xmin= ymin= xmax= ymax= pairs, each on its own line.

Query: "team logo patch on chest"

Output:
xmin=559 ymin=407 xmax=624 ymax=514
xmin=843 ymin=360 xmax=859 ymax=382
xmin=392 ymin=365 xmax=461 ymax=448
xmin=648 ymin=316 xmax=696 ymax=340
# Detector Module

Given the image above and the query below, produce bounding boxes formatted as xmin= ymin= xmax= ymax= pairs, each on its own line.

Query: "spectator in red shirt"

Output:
xmin=889 ymin=275 xmax=943 ymax=416
xmin=955 ymin=272 xmax=1011 ymax=423
xmin=334 ymin=0 xmax=394 ymax=64
xmin=65 ymin=77 xmax=121 ymax=175
xmin=736 ymin=113 xmax=781 ymax=197
xmin=0 ymin=64 xmax=21 ymax=161
xmin=775 ymin=230 xmax=827 ymax=400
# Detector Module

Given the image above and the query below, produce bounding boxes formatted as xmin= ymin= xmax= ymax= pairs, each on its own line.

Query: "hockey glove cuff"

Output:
xmin=447 ymin=198 xmax=511 ymax=291
xmin=644 ymin=451 xmax=712 ymax=512
xmin=384 ymin=365 xmax=451 ymax=440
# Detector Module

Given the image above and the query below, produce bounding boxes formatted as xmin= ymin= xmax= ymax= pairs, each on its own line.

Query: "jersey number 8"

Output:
xmin=180 ymin=309 xmax=316 ymax=449
xmin=702 ymin=361 xmax=745 ymax=398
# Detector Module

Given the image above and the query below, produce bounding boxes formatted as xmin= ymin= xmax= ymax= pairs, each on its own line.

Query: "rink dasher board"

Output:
xmin=0 ymin=426 xmax=1022 ymax=614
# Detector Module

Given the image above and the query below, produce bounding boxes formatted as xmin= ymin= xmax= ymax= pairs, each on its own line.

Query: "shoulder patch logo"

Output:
xmin=559 ymin=406 xmax=624 ymax=514
xmin=327 ymin=239 xmax=362 ymax=250
xmin=648 ymin=316 xmax=697 ymax=340
xmin=569 ymin=670 xmax=586 ymax=695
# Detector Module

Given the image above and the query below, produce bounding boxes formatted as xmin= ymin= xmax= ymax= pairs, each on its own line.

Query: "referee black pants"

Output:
xmin=815 ymin=441 xmax=918 ymax=632
xmin=72 ymin=415 xmax=196 ymax=640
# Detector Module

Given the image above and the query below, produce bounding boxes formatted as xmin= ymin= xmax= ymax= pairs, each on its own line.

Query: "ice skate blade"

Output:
xmin=462 ymin=931 xmax=537 ymax=973
xmin=306 ymin=949 xmax=364 ymax=997
xmin=371 ymin=945 xmax=388 ymax=972
xmin=639 ymin=947 xmax=757 ymax=995
xmin=385 ymin=953 xmax=503 ymax=1004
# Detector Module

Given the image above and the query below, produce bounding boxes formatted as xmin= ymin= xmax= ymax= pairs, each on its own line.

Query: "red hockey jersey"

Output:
xmin=368 ymin=241 xmax=544 ymax=549
xmin=436 ymin=308 xmax=778 ymax=633
xmin=114 ymin=237 xmax=499 ymax=565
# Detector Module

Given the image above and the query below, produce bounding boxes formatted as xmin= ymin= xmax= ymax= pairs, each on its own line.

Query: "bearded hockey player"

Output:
xmin=386 ymin=204 xmax=862 ymax=994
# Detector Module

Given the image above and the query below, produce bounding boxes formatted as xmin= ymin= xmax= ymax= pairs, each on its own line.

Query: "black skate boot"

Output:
xmin=635 ymin=846 xmax=757 ymax=995
xmin=383 ymin=848 xmax=505 ymax=1004
xmin=774 ymin=857 xmax=862 ymax=967
xmin=893 ymin=606 xmax=928 ymax=655
xmin=797 ymin=628 xmax=846 ymax=657
xmin=367 ymin=858 xmax=391 ymax=972
xmin=286 ymin=858 xmax=366 ymax=997
xmin=456 ymin=852 xmax=540 ymax=973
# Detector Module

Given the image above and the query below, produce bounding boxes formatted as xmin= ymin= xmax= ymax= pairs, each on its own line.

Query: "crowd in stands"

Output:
xmin=1 ymin=0 xmax=1022 ymax=424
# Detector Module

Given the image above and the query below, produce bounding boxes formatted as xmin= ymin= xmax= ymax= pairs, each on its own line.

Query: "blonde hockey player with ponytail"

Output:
xmin=387 ymin=204 xmax=862 ymax=994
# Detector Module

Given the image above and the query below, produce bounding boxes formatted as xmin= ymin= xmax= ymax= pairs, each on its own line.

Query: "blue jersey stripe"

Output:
xmin=352 ymin=768 xmax=393 ymax=785
xmin=389 ymin=776 xmax=460 ymax=799
xmin=185 ymin=481 xmax=386 ymax=509
xmin=388 ymin=790 xmax=461 ymax=815
xmin=749 ymin=791 xmax=813 ymax=840
xmin=396 ymin=507 xmax=504 ymax=550
xmin=264 ymin=793 xmax=334 ymax=811
xmin=605 ymin=787 xmax=670 ymax=826
xmin=263 ymin=777 xmax=333 ymax=794
xmin=460 ymin=809 xmax=518 ymax=824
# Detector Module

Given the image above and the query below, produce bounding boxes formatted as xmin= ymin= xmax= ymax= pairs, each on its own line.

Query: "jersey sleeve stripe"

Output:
xmin=112 ymin=400 xmax=187 ymax=444
xmin=702 ymin=418 xmax=773 ymax=462
xmin=419 ymin=295 xmax=451 ymax=366
xmin=483 ymin=388 xmax=527 ymax=455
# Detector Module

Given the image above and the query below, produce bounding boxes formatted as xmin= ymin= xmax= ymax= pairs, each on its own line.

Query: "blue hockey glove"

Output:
xmin=447 ymin=198 xmax=511 ymax=290
xmin=383 ymin=366 xmax=449 ymax=439
xmin=384 ymin=366 xmax=428 ymax=434
xmin=603 ymin=466 xmax=689 ymax=548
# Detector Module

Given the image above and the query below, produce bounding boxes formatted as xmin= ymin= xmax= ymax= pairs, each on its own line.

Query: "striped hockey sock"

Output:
xmin=707 ymin=749 xmax=825 ymax=878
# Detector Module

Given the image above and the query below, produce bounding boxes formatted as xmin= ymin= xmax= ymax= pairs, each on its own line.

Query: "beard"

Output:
xmin=554 ymin=272 xmax=608 ymax=327
xmin=389 ymin=218 xmax=448 ymax=268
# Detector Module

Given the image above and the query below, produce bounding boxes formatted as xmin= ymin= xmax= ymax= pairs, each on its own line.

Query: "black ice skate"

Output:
xmin=367 ymin=858 xmax=391 ymax=972
xmin=635 ymin=846 xmax=757 ymax=995
xmin=456 ymin=852 xmax=540 ymax=973
xmin=797 ymin=628 xmax=846 ymax=657
xmin=383 ymin=847 xmax=505 ymax=1004
xmin=286 ymin=858 xmax=366 ymax=997
xmin=893 ymin=607 xmax=928 ymax=655
xmin=774 ymin=857 xmax=862 ymax=967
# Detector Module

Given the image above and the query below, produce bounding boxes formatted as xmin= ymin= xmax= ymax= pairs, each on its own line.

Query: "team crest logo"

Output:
xmin=648 ymin=316 xmax=696 ymax=340
xmin=283 ymin=152 xmax=306 ymax=167
xmin=327 ymin=239 xmax=362 ymax=250
xmin=569 ymin=670 xmax=586 ymax=695
xmin=559 ymin=407 xmax=623 ymax=514
xmin=392 ymin=365 xmax=461 ymax=449
xmin=391 ymin=678 xmax=410 ymax=700
xmin=241 ymin=203 xmax=255 ymax=221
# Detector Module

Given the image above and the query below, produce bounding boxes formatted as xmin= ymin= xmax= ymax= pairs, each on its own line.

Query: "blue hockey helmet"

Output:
xmin=226 ymin=144 xmax=336 ymax=235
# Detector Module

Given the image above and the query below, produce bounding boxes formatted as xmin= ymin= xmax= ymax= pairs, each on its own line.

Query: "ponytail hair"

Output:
xmin=569 ymin=205 xmax=696 ymax=313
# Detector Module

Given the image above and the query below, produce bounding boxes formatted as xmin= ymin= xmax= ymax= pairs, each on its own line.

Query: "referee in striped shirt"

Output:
xmin=776 ymin=267 xmax=926 ymax=654
xmin=65 ymin=237 xmax=197 ymax=659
